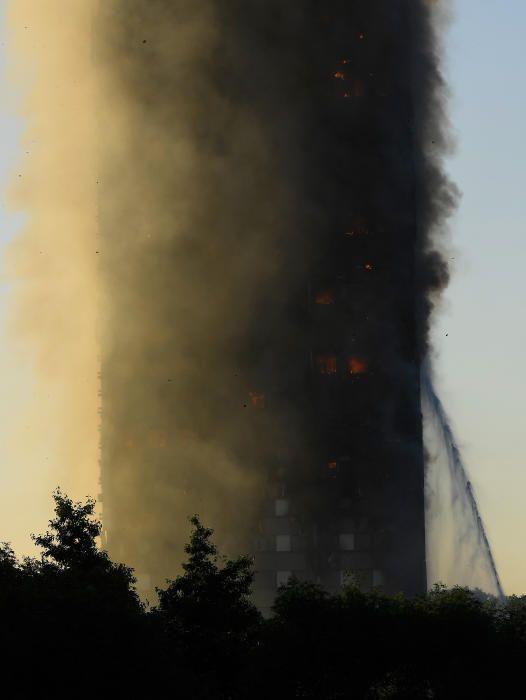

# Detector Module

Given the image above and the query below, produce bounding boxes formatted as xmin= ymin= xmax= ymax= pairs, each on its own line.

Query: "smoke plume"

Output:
xmin=0 ymin=0 xmax=500 ymax=597
xmin=93 ymin=0 xmax=459 ymax=590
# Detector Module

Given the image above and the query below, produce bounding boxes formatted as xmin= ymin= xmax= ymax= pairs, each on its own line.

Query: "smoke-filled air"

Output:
xmin=0 ymin=0 xmax=502 ymax=597
xmin=0 ymin=1 xmax=100 ymax=552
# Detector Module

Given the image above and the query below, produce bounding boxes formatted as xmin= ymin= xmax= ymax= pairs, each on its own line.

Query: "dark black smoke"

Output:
xmin=95 ymin=1 xmax=460 ymax=593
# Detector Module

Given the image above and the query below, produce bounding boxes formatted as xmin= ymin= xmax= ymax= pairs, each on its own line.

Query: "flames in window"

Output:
xmin=317 ymin=355 xmax=337 ymax=375
xmin=349 ymin=357 xmax=367 ymax=375
xmin=315 ymin=289 xmax=335 ymax=305
xmin=249 ymin=392 xmax=265 ymax=408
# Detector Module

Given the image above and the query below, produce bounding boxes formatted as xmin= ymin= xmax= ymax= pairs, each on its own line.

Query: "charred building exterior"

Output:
xmin=97 ymin=1 xmax=452 ymax=606
xmin=248 ymin=5 xmax=428 ymax=607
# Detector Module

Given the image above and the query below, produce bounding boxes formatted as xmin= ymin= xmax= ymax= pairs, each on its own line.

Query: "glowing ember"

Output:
xmin=327 ymin=461 xmax=338 ymax=471
xmin=349 ymin=357 xmax=367 ymax=375
xmin=317 ymin=355 xmax=337 ymax=375
xmin=334 ymin=71 xmax=346 ymax=80
xmin=315 ymin=289 xmax=335 ymax=305
xmin=249 ymin=392 xmax=265 ymax=408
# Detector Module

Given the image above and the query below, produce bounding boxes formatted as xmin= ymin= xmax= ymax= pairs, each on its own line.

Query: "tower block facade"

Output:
xmin=250 ymin=4 xmax=427 ymax=607
xmin=97 ymin=1 xmax=428 ymax=606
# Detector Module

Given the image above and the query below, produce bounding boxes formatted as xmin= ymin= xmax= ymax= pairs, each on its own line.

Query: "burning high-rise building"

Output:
xmin=96 ymin=1 xmax=456 ymax=605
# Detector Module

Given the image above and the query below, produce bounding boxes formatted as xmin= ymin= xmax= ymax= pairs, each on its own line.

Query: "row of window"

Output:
xmin=274 ymin=500 xmax=364 ymax=552
xmin=274 ymin=569 xmax=385 ymax=590
xmin=274 ymin=497 xmax=358 ymax=518
xmin=314 ymin=270 xmax=374 ymax=306
xmin=317 ymin=355 xmax=368 ymax=375
xmin=275 ymin=533 xmax=355 ymax=553
xmin=246 ymin=355 xmax=368 ymax=412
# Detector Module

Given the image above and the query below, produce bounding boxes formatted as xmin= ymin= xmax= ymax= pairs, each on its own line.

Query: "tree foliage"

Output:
xmin=153 ymin=516 xmax=261 ymax=696
xmin=0 ymin=490 xmax=525 ymax=699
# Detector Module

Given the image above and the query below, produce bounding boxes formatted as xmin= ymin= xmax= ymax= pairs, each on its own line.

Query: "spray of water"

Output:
xmin=422 ymin=364 xmax=504 ymax=599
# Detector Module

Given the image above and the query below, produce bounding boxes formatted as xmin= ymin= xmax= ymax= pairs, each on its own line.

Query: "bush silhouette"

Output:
xmin=0 ymin=490 xmax=525 ymax=699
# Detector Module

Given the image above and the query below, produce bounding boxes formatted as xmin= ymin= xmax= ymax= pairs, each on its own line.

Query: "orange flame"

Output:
xmin=317 ymin=355 xmax=337 ymax=375
xmin=349 ymin=357 xmax=367 ymax=375
xmin=315 ymin=289 xmax=335 ymax=305
xmin=334 ymin=71 xmax=346 ymax=80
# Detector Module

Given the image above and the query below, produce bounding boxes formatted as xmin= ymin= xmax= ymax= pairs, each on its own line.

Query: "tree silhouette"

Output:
xmin=2 ymin=489 xmax=145 ymax=690
xmin=2 ymin=490 xmax=526 ymax=698
xmin=155 ymin=515 xmax=261 ymax=697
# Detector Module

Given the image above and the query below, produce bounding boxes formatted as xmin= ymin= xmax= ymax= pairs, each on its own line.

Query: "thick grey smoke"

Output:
xmin=93 ymin=0 xmax=464 ymax=591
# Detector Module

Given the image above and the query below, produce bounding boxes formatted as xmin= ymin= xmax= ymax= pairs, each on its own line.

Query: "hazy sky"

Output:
xmin=434 ymin=0 xmax=526 ymax=594
xmin=0 ymin=1 xmax=524 ymax=592
xmin=0 ymin=5 xmax=23 ymax=248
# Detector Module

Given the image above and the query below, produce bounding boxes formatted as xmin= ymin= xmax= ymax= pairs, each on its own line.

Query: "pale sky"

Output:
xmin=435 ymin=0 xmax=526 ymax=594
xmin=0 ymin=5 xmax=23 ymax=249
xmin=0 ymin=1 xmax=524 ymax=592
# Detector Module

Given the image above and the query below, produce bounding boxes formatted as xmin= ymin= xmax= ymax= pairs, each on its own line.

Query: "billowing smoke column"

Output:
xmin=94 ymin=0 xmax=462 ymax=600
